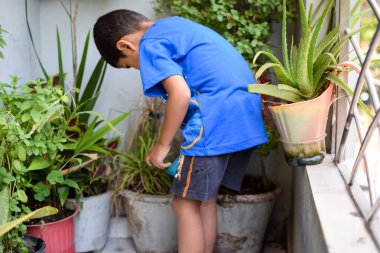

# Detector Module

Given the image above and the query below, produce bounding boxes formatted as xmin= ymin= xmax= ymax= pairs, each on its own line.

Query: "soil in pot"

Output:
xmin=216 ymin=175 xmax=282 ymax=253
xmin=219 ymin=175 xmax=277 ymax=196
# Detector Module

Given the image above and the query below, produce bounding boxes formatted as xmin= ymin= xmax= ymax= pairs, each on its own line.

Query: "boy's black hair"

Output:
xmin=93 ymin=9 xmax=150 ymax=67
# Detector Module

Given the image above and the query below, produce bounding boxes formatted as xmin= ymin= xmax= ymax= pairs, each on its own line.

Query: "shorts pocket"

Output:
xmin=192 ymin=156 xmax=211 ymax=176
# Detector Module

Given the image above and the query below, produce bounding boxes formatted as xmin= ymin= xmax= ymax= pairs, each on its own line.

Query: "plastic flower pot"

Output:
xmin=23 ymin=234 xmax=46 ymax=253
xmin=269 ymin=84 xmax=334 ymax=166
xmin=27 ymin=204 xmax=80 ymax=253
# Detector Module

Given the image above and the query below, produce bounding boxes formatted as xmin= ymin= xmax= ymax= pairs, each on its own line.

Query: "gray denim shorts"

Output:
xmin=171 ymin=147 xmax=254 ymax=201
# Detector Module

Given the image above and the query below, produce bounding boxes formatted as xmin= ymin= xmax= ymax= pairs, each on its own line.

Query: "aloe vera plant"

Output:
xmin=248 ymin=0 xmax=372 ymax=107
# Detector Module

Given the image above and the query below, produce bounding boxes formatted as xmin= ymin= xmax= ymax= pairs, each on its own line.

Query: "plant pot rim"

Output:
xmin=269 ymin=83 xmax=334 ymax=109
xmin=80 ymin=190 xmax=112 ymax=200
xmin=217 ymin=178 xmax=282 ymax=203
xmin=281 ymin=133 xmax=326 ymax=144
xmin=26 ymin=203 xmax=80 ymax=227
xmin=121 ymin=190 xmax=173 ymax=203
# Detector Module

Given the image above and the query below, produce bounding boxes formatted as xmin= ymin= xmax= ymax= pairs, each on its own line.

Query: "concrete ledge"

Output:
xmin=306 ymin=155 xmax=378 ymax=253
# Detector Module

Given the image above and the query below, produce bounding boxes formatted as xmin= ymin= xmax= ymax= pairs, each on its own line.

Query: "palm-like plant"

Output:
xmin=248 ymin=0 xmax=371 ymax=110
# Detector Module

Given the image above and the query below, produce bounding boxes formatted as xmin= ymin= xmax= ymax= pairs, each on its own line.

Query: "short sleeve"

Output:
xmin=139 ymin=38 xmax=183 ymax=97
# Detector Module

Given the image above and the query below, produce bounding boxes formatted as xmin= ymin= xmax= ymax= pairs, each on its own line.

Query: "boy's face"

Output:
xmin=115 ymin=37 xmax=140 ymax=69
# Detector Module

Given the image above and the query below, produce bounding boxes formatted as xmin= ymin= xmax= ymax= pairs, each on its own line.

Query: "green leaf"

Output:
xmin=21 ymin=113 xmax=30 ymax=122
xmin=63 ymin=179 xmax=80 ymax=190
xmin=0 ymin=206 xmax=58 ymax=236
xmin=325 ymin=73 xmax=374 ymax=117
xmin=296 ymin=28 xmax=312 ymax=96
xmin=36 ymin=104 xmax=64 ymax=132
xmin=298 ymin=0 xmax=308 ymax=34
xmin=27 ymin=157 xmax=50 ymax=171
xmin=78 ymin=58 xmax=106 ymax=110
xmin=314 ymin=27 xmax=339 ymax=61
xmin=278 ymin=84 xmax=308 ymax=98
xmin=30 ymin=109 xmax=41 ymax=122
xmin=75 ymin=112 xmax=129 ymax=154
xmin=18 ymin=146 xmax=26 ymax=161
xmin=282 ymin=0 xmax=290 ymax=73
xmin=13 ymin=160 xmax=25 ymax=173
xmin=75 ymin=31 xmax=91 ymax=101
xmin=25 ymin=0 xmax=49 ymax=80
xmin=0 ymin=187 xmax=9 ymax=225
xmin=248 ymin=84 xmax=305 ymax=103
xmin=56 ymin=28 xmax=65 ymax=88
xmin=17 ymin=189 xmax=28 ymax=203
xmin=58 ymin=187 xmax=69 ymax=207
xmin=33 ymin=182 xmax=50 ymax=201
xmin=255 ymin=62 xmax=295 ymax=87
xmin=47 ymin=170 xmax=64 ymax=184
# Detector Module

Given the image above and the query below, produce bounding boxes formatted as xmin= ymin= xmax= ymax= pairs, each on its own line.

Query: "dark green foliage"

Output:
xmin=156 ymin=0 xmax=296 ymax=67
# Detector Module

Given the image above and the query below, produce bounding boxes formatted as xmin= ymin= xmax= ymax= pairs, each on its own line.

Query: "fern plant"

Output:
xmin=248 ymin=0 xmax=372 ymax=110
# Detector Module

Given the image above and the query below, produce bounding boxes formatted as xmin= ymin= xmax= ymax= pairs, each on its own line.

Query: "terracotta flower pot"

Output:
xmin=269 ymin=84 xmax=334 ymax=166
xmin=27 ymin=205 xmax=79 ymax=253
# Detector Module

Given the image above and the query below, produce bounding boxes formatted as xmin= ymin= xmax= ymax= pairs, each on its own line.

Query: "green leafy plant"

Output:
xmin=25 ymin=0 xmax=129 ymax=200
xmin=0 ymin=77 xmax=69 ymax=252
xmin=0 ymin=25 xmax=6 ymax=59
xmin=116 ymin=99 xmax=177 ymax=195
xmin=248 ymin=0 xmax=374 ymax=113
xmin=156 ymin=0 xmax=295 ymax=67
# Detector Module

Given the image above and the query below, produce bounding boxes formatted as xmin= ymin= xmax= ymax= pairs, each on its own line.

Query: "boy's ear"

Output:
xmin=116 ymin=39 xmax=136 ymax=52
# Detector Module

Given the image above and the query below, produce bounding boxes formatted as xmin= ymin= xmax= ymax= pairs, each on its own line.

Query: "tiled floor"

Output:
xmin=101 ymin=238 xmax=136 ymax=253
xmin=100 ymin=218 xmax=286 ymax=253
xmin=101 ymin=239 xmax=285 ymax=253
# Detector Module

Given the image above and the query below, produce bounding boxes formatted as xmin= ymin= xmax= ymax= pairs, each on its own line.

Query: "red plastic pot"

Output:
xmin=27 ymin=205 xmax=79 ymax=253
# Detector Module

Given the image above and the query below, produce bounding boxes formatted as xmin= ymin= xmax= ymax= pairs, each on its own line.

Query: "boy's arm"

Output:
xmin=145 ymin=75 xmax=190 ymax=169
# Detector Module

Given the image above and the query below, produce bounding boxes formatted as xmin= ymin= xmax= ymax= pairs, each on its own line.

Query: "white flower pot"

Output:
xmin=216 ymin=179 xmax=282 ymax=253
xmin=121 ymin=190 xmax=178 ymax=253
xmin=74 ymin=191 xmax=112 ymax=252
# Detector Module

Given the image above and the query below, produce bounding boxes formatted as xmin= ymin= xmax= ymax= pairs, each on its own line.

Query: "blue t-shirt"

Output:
xmin=139 ymin=16 xmax=268 ymax=156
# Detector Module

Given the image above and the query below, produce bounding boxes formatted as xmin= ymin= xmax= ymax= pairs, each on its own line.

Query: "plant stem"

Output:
xmin=59 ymin=0 xmax=79 ymax=101
xmin=259 ymin=155 xmax=269 ymax=192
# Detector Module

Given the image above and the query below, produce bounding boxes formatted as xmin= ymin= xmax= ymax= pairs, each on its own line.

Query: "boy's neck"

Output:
xmin=136 ymin=20 xmax=154 ymax=40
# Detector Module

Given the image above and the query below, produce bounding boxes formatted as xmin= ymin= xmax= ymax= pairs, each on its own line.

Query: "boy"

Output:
xmin=93 ymin=10 xmax=267 ymax=253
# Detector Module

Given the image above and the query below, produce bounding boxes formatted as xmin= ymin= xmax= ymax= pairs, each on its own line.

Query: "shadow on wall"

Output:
xmin=247 ymin=145 xmax=293 ymax=247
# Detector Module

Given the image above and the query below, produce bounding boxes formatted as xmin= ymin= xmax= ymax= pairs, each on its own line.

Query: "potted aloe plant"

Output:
xmin=248 ymin=0 xmax=373 ymax=166
xmin=116 ymin=98 xmax=179 ymax=253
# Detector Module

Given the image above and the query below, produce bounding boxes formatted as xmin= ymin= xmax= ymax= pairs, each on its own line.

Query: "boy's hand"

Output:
xmin=145 ymin=142 xmax=172 ymax=169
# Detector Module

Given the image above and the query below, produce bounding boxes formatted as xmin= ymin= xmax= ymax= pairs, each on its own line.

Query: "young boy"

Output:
xmin=93 ymin=10 xmax=268 ymax=253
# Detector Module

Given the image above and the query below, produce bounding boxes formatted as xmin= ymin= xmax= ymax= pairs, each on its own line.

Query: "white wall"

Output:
xmin=0 ymin=0 xmax=40 ymax=82
xmin=0 ymin=0 xmax=158 ymax=136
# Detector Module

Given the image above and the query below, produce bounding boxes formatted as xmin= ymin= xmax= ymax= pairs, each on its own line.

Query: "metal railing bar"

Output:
xmin=337 ymin=25 xmax=380 ymax=163
xmin=353 ymin=110 xmax=375 ymax=205
xmin=338 ymin=160 xmax=372 ymax=217
xmin=367 ymin=193 xmax=380 ymax=222
xmin=368 ymin=0 xmax=380 ymax=21
xmin=347 ymin=28 xmax=380 ymax=111
xmin=349 ymin=108 xmax=380 ymax=186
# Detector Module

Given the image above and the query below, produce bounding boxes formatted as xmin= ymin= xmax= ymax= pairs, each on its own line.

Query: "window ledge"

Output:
xmin=306 ymin=155 xmax=379 ymax=252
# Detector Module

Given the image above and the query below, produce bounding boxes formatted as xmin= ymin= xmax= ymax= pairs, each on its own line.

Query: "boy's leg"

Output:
xmin=172 ymin=196 xmax=205 ymax=253
xmin=200 ymin=199 xmax=217 ymax=253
